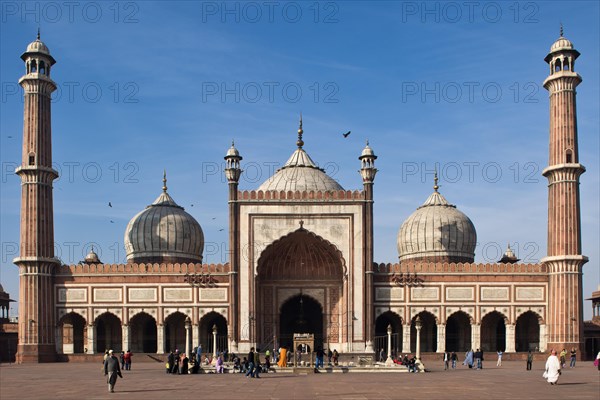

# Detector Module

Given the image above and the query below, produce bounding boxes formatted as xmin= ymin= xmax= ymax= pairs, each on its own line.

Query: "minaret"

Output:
xmin=224 ymin=140 xmax=242 ymax=354
xmin=359 ymin=140 xmax=377 ymax=353
xmin=14 ymin=32 xmax=59 ymax=362
xmin=542 ymin=28 xmax=588 ymax=353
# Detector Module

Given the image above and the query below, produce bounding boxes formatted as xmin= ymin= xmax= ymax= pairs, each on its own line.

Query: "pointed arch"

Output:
xmin=411 ymin=311 xmax=437 ymax=352
xmin=199 ymin=311 xmax=228 ymax=355
xmin=445 ymin=311 xmax=472 ymax=352
xmin=257 ymin=227 xmax=346 ymax=281
xmin=164 ymin=311 xmax=187 ymax=353
xmin=58 ymin=312 xmax=87 ymax=354
xmin=375 ymin=311 xmax=403 ymax=360
xmin=515 ymin=311 xmax=541 ymax=352
xmin=130 ymin=312 xmax=157 ymax=353
xmin=95 ymin=312 xmax=122 ymax=353
xmin=480 ymin=311 xmax=507 ymax=352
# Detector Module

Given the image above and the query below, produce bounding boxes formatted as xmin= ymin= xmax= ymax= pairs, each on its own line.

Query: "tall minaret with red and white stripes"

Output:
xmin=14 ymin=31 xmax=59 ymax=362
xmin=542 ymin=27 xmax=587 ymax=353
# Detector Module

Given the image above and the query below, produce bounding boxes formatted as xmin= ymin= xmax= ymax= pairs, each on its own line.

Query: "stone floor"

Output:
xmin=0 ymin=361 xmax=598 ymax=399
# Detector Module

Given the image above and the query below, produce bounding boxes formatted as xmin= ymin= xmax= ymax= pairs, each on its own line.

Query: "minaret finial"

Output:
xmin=433 ymin=170 xmax=439 ymax=192
xmin=366 ymin=139 xmax=369 ymax=146
xmin=560 ymin=23 xmax=563 ymax=37
xmin=297 ymin=113 xmax=304 ymax=148
xmin=162 ymin=170 xmax=167 ymax=192
xmin=37 ymin=27 xmax=40 ymax=40
xmin=231 ymin=139 xmax=235 ymax=147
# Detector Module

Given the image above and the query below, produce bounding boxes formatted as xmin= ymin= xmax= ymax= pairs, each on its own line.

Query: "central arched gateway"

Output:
xmin=256 ymin=227 xmax=346 ymax=350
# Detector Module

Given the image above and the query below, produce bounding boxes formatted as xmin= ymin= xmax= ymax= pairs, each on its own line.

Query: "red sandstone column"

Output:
xmin=541 ymin=31 xmax=587 ymax=355
xmin=14 ymin=33 xmax=59 ymax=362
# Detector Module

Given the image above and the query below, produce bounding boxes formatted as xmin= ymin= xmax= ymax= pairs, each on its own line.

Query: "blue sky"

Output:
xmin=1 ymin=1 xmax=598 ymax=319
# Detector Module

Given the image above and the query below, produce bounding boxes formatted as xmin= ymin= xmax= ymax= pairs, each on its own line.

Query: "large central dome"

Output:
xmin=124 ymin=175 xmax=204 ymax=263
xmin=397 ymin=178 xmax=476 ymax=263
xmin=257 ymin=118 xmax=344 ymax=192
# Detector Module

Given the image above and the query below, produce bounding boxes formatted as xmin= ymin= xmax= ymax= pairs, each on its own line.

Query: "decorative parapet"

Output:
xmin=373 ymin=262 xmax=546 ymax=274
xmin=56 ymin=262 xmax=230 ymax=275
xmin=237 ymin=189 xmax=364 ymax=201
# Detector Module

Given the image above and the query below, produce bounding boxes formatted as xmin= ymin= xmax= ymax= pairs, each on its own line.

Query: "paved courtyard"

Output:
xmin=1 ymin=361 xmax=598 ymax=399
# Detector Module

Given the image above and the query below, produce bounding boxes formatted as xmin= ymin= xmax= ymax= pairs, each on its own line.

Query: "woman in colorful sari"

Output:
xmin=277 ymin=347 xmax=287 ymax=367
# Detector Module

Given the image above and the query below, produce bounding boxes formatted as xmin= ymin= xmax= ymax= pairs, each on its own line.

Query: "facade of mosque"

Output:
xmin=12 ymin=31 xmax=588 ymax=362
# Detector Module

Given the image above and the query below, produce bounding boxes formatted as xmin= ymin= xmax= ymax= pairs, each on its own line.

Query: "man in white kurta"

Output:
xmin=545 ymin=350 xmax=561 ymax=385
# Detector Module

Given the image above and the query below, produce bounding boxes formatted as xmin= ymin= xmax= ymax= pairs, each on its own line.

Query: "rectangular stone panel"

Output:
xmin=199 ymin=288 xmax=227 ymax=301
xmin=93 ymin=288 xmax=122 ymax=302
xmin=481 ymin=287 xmax=509 ymax=301
xmin=58 ymin=288 xmax=87 ymax=303
xmin=515 ymin=287 xmax=544 ymax=301
xmin=375 ymin=287 xmax=404 ymax=301
xmin=446 ymin=287 xmax=474 ymax=301
xmin=128 ymin=288 xmax=157 ymax=302
xmin=411 ymin=287 xmax=439 ymax=301
xmin=163 ymin=287 xmax=192 ymax=302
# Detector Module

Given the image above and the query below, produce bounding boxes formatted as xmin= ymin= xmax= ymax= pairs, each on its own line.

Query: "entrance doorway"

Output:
xmin=279 ymin=294 xmax=323 ymax=349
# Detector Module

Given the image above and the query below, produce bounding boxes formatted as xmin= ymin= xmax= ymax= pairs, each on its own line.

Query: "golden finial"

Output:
xmin=162 ymin=170 xmax=167 ymax=192
xmin=37 ymin=27 xmax=40 ymax=40
xmin=231 ymin=139 xmax=235 ymax=147
xmin=366 ymin=139 xmax=369 ymax=146
xmin=297 ymin=113 xmax=304 ymax=148
xmin=560 ymin=23 xmax=563 ymax=37
xmin=433 ymin=170 xmax=439 ymax=192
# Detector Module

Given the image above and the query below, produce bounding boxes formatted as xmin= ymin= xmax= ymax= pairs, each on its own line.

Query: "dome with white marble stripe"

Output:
xmin=397 ymin=177 xmax=476 ymax=263
xmin=257 ymin=118 xmax=344 ymax=192
xmin=124 ymin=175 xmax=204 ymax=263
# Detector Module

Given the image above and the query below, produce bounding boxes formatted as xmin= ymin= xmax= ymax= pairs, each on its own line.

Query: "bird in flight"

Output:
xmin=212 ymin=217 xmax=217 ymax=220
xmin=110 ymin=220 xmax=114 ymax=223
xmin=108 ymin=202 xmax=112 ymax=207
xmin=7 ymin=136 xmax=13 ymax=139
xmin=342 ymin=131 xmax=351 ymax=138
xmin=219 ymin=228 xmax=224 ymax=231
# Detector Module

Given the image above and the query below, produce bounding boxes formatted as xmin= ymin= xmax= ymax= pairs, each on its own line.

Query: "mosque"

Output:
xmin=12 ymin=31 xmax=589 ymax=363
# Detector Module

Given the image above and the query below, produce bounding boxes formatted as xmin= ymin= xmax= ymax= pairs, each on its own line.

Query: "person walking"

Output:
xmin=246 ymin=347 xmax=255 ymax=378
xmin=527 ymin=350 xmax=533 ymax=370
xmin=332 ymin=349 xmax=339 ymax=366
xmin=196 ymin=344 xmax=202 ymax=364
xmin=103 ymin=349 xmax=122 ymax=393
xmin=253 ymin=349 xmax=261 ymax=378
xmin=451 ymin=352 xmax=457 ymax=369
xmin=316 ymin=347 xmax=324 ymax=369
xmin=569 ymin=347 xmax=576 ymax=368
xmin=463 ymin=349 xmax=474 ymax=369
xmin=559 ymin=348 xmax=567 ymax=367
xmin=443 ymin=351 xmax=449 ymax=370
xmin=119 ymin=351 xmax=125 ymax=370
xmin=124 ymin=350 xmax=132 ymax=370
xmin=474 ymin=349 xmax=483 ymax=369
xmin=544 ymin=349 xmax=561 ymax=385
xmin=496 ymin=350 xmax=503 ymax=367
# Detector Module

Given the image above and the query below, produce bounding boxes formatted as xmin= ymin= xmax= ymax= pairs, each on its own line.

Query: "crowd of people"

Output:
xmin=99 ymin=342 xmax=599 ymax=393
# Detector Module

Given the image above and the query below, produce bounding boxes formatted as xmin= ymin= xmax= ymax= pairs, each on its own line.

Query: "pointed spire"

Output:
xmin=37 ymin=27 xmax=40 ymax=40
xmin=560 ymin=23 xmax=563 ymax=37
xmin=433 ymin=170 xmax=439 ymax=192
xmin=296 ymin=113 xmax=304 ymax=148
xmin=366 ymin=139 xmax=369 ymax=146
xmin=162 ymin=170 xmax=168 ymax=192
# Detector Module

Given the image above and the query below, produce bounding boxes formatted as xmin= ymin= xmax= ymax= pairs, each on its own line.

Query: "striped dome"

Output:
xmin=257 ymin=148 xmax=344 ymax=192
xmin=124 ymin=187 xmax=204 ymax=263
xmin=397 ymin=188 xmax=476 ymax=263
